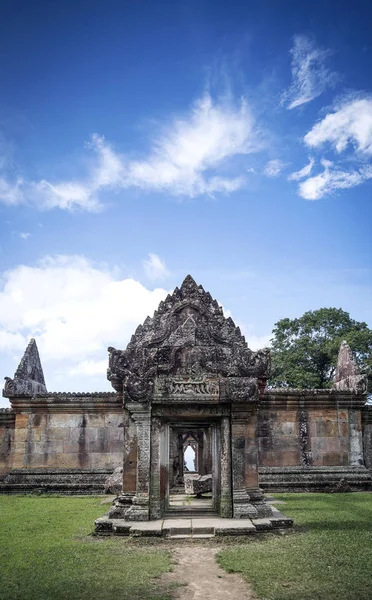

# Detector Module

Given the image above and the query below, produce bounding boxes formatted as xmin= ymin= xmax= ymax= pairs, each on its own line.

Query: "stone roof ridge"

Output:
xmin=43 ymin=391 xmax=118 ymax=397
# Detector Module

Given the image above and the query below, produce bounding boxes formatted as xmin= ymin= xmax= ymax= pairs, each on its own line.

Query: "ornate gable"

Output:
xmin=107 ymin=275 xmax=270 ymax=402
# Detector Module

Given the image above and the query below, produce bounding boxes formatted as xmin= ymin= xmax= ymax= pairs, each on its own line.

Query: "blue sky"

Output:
xmin=1 ymin=0 xmax=372 ymax=405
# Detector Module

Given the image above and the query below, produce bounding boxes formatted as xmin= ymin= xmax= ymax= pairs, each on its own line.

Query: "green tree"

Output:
xmin=269 ymin=307 xmax=372 ymax=390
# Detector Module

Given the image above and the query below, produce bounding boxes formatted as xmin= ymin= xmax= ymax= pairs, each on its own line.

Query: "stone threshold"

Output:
xmin=94 ymin=508 xmax=293 ymax=538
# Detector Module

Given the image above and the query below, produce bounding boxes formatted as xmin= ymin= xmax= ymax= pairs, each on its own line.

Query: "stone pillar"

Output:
xmin=149 ymin=418 xmax=169 ymax=519
xmin=178 ymin=433 xmax=184 ymax=480
xmin=126 ymin=403 xmax=151 ymax=520
xmin=362 ymin=408 xmax=372 ymax=471
xmin=220 ymin=416 xmax=233 ymax=517
xmin=231 ymin=405 xmax=272 ymax=518
xmin=122 ymin=409 xmax=137 ymax=495
xmin=109 ymin=402 xmax=151 ymax=521
xmin=245 ymin=408 xmax=272 ymax=517
xmin=349 ymin=409 xmax=364 ymax=466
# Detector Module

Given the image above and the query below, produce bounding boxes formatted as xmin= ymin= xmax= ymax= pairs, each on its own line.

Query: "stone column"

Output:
xmin=349 ymin=409 xmax=364 ymax=466
xmin=220 ymin=416 xmax=233 ymax=517
xmin=109 ymin=402 xmax=151 ymax=521
xmin=126 ymin=403 xmax=151 ymax=520
xmin=231 ymin=405 xmax=272 ymax=518
xmin=362 ymin=408 xmax=372 ymax=471
xmin=149 ymin=417 xmax=168 ymax=520
xmin=245 ymin=408 xmax=272 ymax=517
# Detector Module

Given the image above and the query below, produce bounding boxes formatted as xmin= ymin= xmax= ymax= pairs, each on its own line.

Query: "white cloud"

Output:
xmin=68 ymin=359 xmax=108 ymax=377
xmin=282 ymin=35 xmax=337 ymax=110
xmin=0 ymin=177 xmax=24 ymax=205
xmin=0 ymin=93 xmax=261 ymax=210
xmin=297 ymin=159 xmax=372 ymax=200
xmin=264 ymin=159 xmax=286 ymax=177
xmin=246 ymin=333 xmax=271 ymax=350
xmin=0 ymin=255 xmax=168 ymax=391
xmin=19 ymin=232 xmax=31 ymax=240
xmin=304 ymin=97 xmax=372 ymax=155
xmin=288 ymin=158 xmax=314 ymax=181
xmin=143 ymin=253 xmax=169 ymax=280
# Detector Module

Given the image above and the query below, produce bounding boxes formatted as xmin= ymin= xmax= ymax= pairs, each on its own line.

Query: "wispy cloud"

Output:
xmin=304 ymin=96 xmax=372 ymax=154
xmin=282 ymin=35 xmax=337 ymax=110
xmin=297 ymin=159 xmax=372 ymax=200
xmin=288 ymin=158 xmax=314 ymax=181
xmin=292 ymin=96 xmax=372 ymax=200
xmin=19 ymin=232 xmax=31 ymax=240
xmin=264 ymin=159 xmax=286 ymax=177
xmin=143 ymin=253 xmax=169 ymax=280
xmin=0 ymin=93 xmax=262 ymax=211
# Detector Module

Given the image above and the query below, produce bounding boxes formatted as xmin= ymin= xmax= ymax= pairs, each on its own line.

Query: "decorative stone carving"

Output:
xmin=108 ymin=275 xmax=270 ymax=402
xmin=333 ymin=341 xmax=367 ymax=393
xmin=3 ymin=339 xmax=47 ymax=398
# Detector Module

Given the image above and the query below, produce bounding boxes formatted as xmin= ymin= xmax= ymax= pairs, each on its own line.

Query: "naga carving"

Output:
xmin=107 ymin=275 xmax=270 ymax=403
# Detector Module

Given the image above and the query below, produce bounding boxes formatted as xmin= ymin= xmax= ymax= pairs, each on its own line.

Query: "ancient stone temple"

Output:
xmin=1 ymin=275 xmax=372 ymax=526
xmin=104 ymin=274 xmax=273 ymax=522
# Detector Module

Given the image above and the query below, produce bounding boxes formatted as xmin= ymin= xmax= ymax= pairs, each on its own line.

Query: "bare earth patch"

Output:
xmin=161 ymin=545 xmax=255 ymax=600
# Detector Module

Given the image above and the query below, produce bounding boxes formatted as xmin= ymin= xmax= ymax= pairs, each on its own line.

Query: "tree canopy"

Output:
xmin=269 ymin=307 xmax=372 ymax=391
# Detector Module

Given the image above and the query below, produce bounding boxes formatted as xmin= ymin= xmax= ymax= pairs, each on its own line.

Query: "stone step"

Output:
xmin=94 ymin=515 xmax=295 ymax=537
xmin=259 ymin=466 xmax=372 ymax=492
xmin=169 ymin=533 xmax=215 ymax=539
xmin=0 ymin=468 xmax=113 ymax=494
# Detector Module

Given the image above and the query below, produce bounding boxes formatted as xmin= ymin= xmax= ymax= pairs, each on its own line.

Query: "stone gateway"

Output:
xmin=1 ymin=276 xmax=372 ymax=528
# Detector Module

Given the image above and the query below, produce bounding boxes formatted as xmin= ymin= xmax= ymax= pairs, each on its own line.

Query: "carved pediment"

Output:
xmin=108 ymin=275 xmax=270 ymax=402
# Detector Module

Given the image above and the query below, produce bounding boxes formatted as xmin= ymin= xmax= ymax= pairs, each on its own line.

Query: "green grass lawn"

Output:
xmin=218 ymin=493 xmax=372 ymax=600
xmin=0 ymin=496 xmax=171 ymax=600
xmin=1 ymin=494 xmax=372 ymax=600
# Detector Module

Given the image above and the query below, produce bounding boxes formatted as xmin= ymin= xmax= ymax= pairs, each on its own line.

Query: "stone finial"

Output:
xmin=333 ymin=340 xmax=367 ymax=394
xmin=3 ymin=338 xmax=47 ymax=398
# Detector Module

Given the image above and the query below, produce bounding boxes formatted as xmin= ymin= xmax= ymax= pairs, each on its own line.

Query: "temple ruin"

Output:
xmin=1 ymin=276 xmax=372 ymax=533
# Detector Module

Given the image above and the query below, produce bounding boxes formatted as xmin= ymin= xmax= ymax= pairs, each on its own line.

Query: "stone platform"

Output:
xmin=0 ymin=468 xmax=113 ymax=494
xmin=94 ymin=506 xmax=293 ymax=538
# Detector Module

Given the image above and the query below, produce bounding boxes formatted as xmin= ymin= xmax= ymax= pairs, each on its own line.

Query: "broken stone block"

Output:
xmin=104 ymin=466 xmax=123 ymax=494
xmin=184 ymin=474 xmax=212 ymax=496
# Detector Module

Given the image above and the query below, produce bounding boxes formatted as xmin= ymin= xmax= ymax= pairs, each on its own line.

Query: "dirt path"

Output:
xmin=161 ymin=546 xmax=256 ymax=600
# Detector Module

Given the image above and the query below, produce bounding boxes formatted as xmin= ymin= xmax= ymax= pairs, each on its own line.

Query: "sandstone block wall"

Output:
xmin=0 ymin=410 xmax=15 ymax=478
xmin=11 ymin=411 xmax=123 ymax=470
xmin=259 ymin=390 xmax=364 ymax=468
xmin=4 ymin=394 xmax=123 ymax=472
xmin=1 ymin=391 xmax=371 ymax=485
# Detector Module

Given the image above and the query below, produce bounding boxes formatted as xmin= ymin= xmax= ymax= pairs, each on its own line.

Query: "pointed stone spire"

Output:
xmin=3 ymin=338 xmax=47 ymax=398
xmin=14 ymin=339 xmax=46 ymax=385
xmin=333 ymin=340 xmax=367 ymax=394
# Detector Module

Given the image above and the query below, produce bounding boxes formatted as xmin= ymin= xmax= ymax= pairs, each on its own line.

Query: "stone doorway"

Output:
xmin=167 ymin=421 xmax=219 ymax=516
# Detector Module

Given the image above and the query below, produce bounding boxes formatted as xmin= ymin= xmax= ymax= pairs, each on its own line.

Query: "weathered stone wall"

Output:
xmin=259 ymin=390 xmax=365 ymax=468
xmin=0 ymin=409 xmax=15 ymax=479
xmin=1 ymin=389 xmax=371 ymax=493
xmin=6 ymin=394 xmax=123 ymax=471
xmin=362 ymin=406 xmax=372 ymax=471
